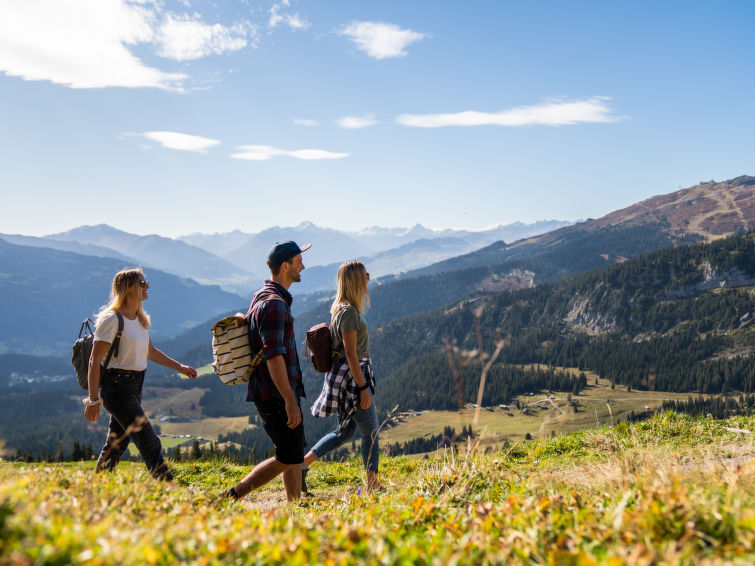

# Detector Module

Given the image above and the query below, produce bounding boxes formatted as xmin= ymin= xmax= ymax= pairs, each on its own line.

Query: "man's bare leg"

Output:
xmin=233 ymin=457 xmax=291 ymax=498
xmin=282 ymin=463 xmax=302 ymax=501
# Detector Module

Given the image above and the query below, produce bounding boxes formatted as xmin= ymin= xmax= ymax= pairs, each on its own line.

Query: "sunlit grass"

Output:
xmin=1 ymin=412 xmax=753 ymax=564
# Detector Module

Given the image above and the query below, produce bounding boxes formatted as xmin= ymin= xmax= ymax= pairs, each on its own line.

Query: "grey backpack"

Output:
xmin=71 ymin=313 xmax=123 ymax=390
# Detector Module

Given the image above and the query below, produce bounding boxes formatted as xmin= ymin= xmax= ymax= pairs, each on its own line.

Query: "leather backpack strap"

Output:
xmin=331 ymin=303 xmax=351 ymax=357
xmin=248 ymin=294 xmax=285 ymax=319
xmin=102 ymin=311 xmax=124 ymax=370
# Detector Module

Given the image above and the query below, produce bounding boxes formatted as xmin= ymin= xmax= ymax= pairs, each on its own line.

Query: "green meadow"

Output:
xmin=1 ymin=411 xmax=753 ymax=564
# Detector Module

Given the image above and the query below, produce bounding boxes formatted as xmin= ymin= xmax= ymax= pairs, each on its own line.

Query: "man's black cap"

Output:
xmin=267 ymin=241 xmax=311 ymax=267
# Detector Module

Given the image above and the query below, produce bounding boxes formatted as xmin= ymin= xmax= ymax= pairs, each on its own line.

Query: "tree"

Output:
xmin=191 ymin=440 xmax=202 ymax=460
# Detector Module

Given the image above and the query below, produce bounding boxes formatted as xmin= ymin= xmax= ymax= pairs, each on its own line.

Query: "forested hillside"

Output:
xmin=370 ymin=233 xmax=755 ymax=415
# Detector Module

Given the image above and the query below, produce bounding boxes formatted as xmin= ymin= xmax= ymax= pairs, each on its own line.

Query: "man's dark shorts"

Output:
xmin=255 ymin=399 xmax=305 ymax=465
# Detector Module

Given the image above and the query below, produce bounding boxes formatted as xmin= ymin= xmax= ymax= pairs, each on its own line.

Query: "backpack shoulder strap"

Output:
xmin=330 ymin=303 xmax=352 ymax=352
xmin=250 ymin=294 xmax=285 ymax=314
xmin=102 ymin=312 xmax=124 ymax=370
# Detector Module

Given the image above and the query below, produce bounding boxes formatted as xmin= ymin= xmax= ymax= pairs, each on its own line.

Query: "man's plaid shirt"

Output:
xmin=245 ymin=280 xmax=305 ymax=403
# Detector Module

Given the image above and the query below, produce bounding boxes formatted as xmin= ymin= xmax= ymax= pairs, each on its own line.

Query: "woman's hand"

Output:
xmin=360 ymin=388 xmax=372 ymax=409
xmin=84 ymin=404 xmax=100 ymax=422
xmin=179 ymin=364 xmax=197 ymax=379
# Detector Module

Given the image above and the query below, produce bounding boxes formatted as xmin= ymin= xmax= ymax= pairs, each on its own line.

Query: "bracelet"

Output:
xmin=82 ymin=398 xmax=102 ymax=407
xmin=357 ymin=383 xmax=369 ymax=392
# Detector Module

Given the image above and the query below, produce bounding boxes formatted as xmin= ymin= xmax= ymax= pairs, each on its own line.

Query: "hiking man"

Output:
xmin=223 ymin=241 xmax=310 ymax=502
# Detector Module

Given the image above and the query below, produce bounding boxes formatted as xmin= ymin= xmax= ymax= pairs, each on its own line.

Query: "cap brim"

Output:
xmin=299 ymin=243 xmax=311 ymax=252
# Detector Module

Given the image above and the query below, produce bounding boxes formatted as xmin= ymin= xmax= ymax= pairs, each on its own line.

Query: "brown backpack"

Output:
xmin=305 ymin=323 xmax=336 ymax=373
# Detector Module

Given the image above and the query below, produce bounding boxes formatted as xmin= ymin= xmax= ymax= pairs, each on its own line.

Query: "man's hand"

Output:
xmin=266 ymin=355 xmax=301 ymax=429
xmin=233 ymin=313 xmax=247 ymax=327
xmin=284 ymin=397 xmax=302 ymax=429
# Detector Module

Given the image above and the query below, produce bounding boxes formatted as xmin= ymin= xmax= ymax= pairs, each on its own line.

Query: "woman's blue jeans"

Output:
xmin=311 ymin=392 xmax=380 ymax=473
xmin=96 ymin=369 xmax=172 ymax=480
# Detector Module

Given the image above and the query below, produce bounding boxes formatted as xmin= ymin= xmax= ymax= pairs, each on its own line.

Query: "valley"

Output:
xmin=379 ymin=376 xmax=700 ymax=451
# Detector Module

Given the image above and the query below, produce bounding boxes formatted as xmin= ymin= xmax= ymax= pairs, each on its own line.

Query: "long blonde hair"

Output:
xmin=330 ymin=261 xmax=369 ymax=315
xmin=96 ymin=268 xmax=151 ymax=329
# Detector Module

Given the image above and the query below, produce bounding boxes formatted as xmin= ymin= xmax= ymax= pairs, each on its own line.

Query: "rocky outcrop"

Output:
xmin=476 ymin=268 xmax=536 ymax=293
xmin=667 ymin=265 xmax=755 ymax=298
xmin=563 ymin=295 xmax=617 ymax=334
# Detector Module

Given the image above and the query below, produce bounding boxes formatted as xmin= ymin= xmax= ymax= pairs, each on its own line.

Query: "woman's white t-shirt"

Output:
xmin=94 ymin=312 xmax=149 ymax=371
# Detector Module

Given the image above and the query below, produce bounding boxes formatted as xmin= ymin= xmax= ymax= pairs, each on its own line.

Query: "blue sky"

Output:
xmin=1 ymin=0 xmax=753 ymax=237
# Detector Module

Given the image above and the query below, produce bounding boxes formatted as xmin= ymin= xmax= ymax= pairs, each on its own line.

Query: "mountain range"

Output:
xmin=0 ymin=220 xmax=571 ymax=297
xmin=0 ymin=238 xmax=245 ymax=356
xmin=1 ymin=175 xmax=753 ymax=459
xmin=157 ymin=176 xmax=755 ymax=374
xmin=1 ymin=176 xmax=752 ymax=362
xmin=179 ymin=219 xmax=573 ymax=293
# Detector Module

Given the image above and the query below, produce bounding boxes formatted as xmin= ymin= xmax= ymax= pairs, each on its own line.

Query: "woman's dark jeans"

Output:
xmin=96 ymin=369 xmax=172 ymax=481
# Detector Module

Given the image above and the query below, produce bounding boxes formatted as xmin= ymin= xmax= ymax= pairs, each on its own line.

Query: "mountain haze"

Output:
xmin=0 ymin=239 xmax=245 ymax=356
xmin=47 ymin=224 xmax=258 ymax=292
xmin=0 ymin=233 xmax=138 ymax=264
xmin=177 ymin=220 xmax=572 ymax=289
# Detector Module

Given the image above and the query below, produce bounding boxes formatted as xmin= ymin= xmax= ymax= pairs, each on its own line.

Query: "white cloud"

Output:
xmin=0 ymin=0 xmax=257 ymax=90
xmin=269 ymin=3 xmax=310 ymax=30
xmin=0 ymin=0 xmax=185 ymax=90
xmin=293 ymin=118 xmax=320 ymax=127
xmin=156 ymin=14 xmax=255 ymax=61
xmin=230 ymin=145 xmax=348 ymax=161
xmin=142 ymin=131 xmax=221 ymax=153
xmin=337 ymin=114 xmax=378 ymax=129
xmin=396 ymin=97 xmax=624 ymax=128
xmin=340 ymin=21 xmax=427 ymax=59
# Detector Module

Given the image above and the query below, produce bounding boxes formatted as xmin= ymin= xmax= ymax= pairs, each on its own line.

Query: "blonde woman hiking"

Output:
xmin=83 ymin=268 xmax=197 ymax=480
xmin=308 ymin=260 xmax=380 ymax=491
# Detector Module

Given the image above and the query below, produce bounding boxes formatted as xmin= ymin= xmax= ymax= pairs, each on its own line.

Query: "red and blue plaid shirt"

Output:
xmin=246 ymin=280 xmax=305 ymax=403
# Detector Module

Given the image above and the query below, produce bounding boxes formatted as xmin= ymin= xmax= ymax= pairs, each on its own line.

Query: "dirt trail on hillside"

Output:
xmin=687 ymin=187 xmax=751 ymax=236
xmin=535 ymin=398 xmax=565 ymax=437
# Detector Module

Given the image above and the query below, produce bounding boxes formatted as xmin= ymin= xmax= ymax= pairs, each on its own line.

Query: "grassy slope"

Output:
xmin=1 ymin=412 xmax=754 ymax=564
xmin=381 ymin=375 xmax=698 ymax=446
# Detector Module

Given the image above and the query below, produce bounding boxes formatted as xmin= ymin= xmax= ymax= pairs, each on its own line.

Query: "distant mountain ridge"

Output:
xmin=0 ymin=233 xmax=139 ymax=263
xmin=0 ymin=239 xmax=245 ymax=356
xmin=45 ymin=224 xmax=259 ymax=295
xmin=178 ymin=220 xmax=573 ymax=294
xmin=412 ymin=176 xmax=755 ymax=278
xmin=588 ymin=176 xmax=754 ymax=236
xmin=180 ymin=220 xmax=572 ymax=260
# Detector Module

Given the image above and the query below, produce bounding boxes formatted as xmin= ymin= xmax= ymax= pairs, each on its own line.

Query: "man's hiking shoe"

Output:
xmin=301 ymin=467 xmax=309 ymax=495
xmin=220 ymin=487 xmax=240 ymax=501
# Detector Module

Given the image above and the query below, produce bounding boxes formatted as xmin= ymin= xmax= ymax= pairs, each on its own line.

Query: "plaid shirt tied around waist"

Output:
xmin=311 ymin=357 xmax=374 ymax=430
xmin=246 ymin=281 xmax=305 ymax=403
